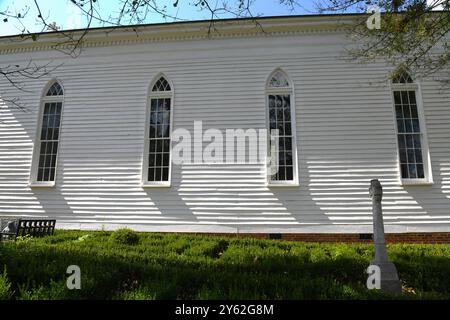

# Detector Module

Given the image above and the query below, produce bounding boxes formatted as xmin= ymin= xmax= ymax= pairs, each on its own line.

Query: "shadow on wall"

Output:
xmin=175 ymin=162 xmax=328 ymax=232
xmin=0 ymin=99 xmax=72 ymax=222
xmin=396 ymin=161 xmax=450 ymax=230
xmin=441 ymin=161 xmax=450 ymax=201
xmin=303 ymin=156 xmax=450 ymax=231
xmin=56 ymin=158 xmax=186 ymax=230
xmin=2 ymin=96 xmax=449 ymax=232
xmin=305 ymin=158 xmax=397 ymax=228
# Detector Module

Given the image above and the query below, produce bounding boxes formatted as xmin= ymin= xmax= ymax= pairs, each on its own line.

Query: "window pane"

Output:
xmin=393 ymin=90 xmax=425 ymax=180
xmin=410 ymin=104 xmax=418 ymax=118
xmin=46 ymin=82 xmax=63 ymax=96
xmin=268 ymin=71 xmax=289 ymax=88
xmin=413 ymin=134 xmax=421 ymax=148
xmin=401 ymin=164 xmax=409 ymax=179
xmin=395 ymin=105 xmax=403 ymax=119
xmin=37 ymin=168 xmax=43 ymax=181
xmin=38 ymin=154 xmax=45 ymax=167
xmin=399 ymin=149 xmax=407 ymax=163
xmin=43 ymin=168 xmax=50 ymax=181
xmin=149 ymin=125 xmax=156 ymax=139
xmin=278 ymin=166 xmax=286 ymax=180
xmin=162 ymin=122 xmax=170 ymax=137
xmin=278 ymin=137 xmax=285 ymax=152
xmin=269 ymin=109 xmax=276 ymax=124
xmin=404 ymin=119 xmax=412 ymax=132
xmin=155 ymin=154 xmax=162 ymax=166
xmin=152 ymin=77 xmax=171 ymax=92
xmin=402 ymin=105 xmax=411 ymax=118
xmin=163 ymin=153 xmax=170 ymax=166
xmin=397 ymin=119 xmax=405 ymax=133
xmin=269 ymin=94 xmax=294 ymax=182
xmin=407 ymin=149 xmax=415 ymax=163
xmin=154 ymin=167 xmax=162 ymax=181
xmin=36 ymin=101 xmax=62 ymax=182
xmin=285 ymin=137 xmax=292 ymax=151
xmin=408 ymin=91 xmax=416 ymax=104
xmin=163 ymin=139 xmax=170 ymax=152
xmin=416 ymin=164 xmax=424 ymax=178
xmin=149 ymin=153 xmax=155 ymax=167
xmin=279 ymin=152 xmax=285 ymax=166
xmin=397 ymin=135 xmax=406 ymax=148
xmin=405 ymin=135 xmax=413 ymax=148
xmin=155 ymin=140 xmax=162 ymax=153
xmin=149 ymin=140 xmax=156 ymax=152
xmin=277 ymin=122 xmax=285 ymax=136
xmin=49 ymin=168 xmax=55 ymax=181
xmin=162 ymin=167 xmax=169 ymax=181
xmin=151 ymin=99 xmax=158 ymax=112
xmin=393 ymin=92 xmax=401 ymax=104
xmin=408 ymin=164 xmax=418 ymax=178
xmin=148 ymin=97 xmax=171 ymax=182
xmin=412 ymin=119 xmax=420 ymax=132
xmin=401 ymin=92 xmax=409 ymax=105
xmin=285 ymin=123 xmax=292 ymax=136
xmin=415 ymin=148 xmax=423 ymax=163
xmin=53 ymin=127 xmax=59 ymax=140
xmin=45 ymin=153 xmax=52 ymax=167
xmin=284 ymin=106 xmax=291 ymax=121
xmin=286 ymin=151 xmax=293 ymax=166
xmin=286 ymin=166 xmax=293 ymax=180
xmin=147 ymin=167 xmax=155 ymax=181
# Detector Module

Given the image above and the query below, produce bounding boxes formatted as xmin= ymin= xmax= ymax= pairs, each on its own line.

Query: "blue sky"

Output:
xmin=0 ymin=0 xmax=320 ymax=36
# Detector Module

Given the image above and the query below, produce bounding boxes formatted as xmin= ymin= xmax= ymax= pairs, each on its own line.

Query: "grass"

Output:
xmin=0 ymin=229 xmax=449 ymax=300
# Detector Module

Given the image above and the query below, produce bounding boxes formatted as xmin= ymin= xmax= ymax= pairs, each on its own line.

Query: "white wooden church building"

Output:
xmin=0 ymin=14 xmax=449 ymax=235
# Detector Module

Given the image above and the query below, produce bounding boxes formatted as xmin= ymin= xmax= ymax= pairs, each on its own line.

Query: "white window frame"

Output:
xmin=390 ymin=76 xmax=433 ymax=186
xmin=30 ymin=80 xmax=65 ymax=188
xmin=265 ymin=69 xmax=299 ymax=187
xmin=142 ymin=74 xmax=174 ymax=188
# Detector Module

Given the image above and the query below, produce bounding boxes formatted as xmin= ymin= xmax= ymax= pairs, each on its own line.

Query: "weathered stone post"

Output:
xmin=369 ymin=179 xmax=402 ymax=295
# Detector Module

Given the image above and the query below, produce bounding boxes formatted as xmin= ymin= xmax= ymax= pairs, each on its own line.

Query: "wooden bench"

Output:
xmin=0 ymin=219 xmax=56 ymax=241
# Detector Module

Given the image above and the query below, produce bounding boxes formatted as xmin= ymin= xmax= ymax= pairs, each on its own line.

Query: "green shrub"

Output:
xmin=110 ymin=228 xmax=140 ymax=245
xmin=0 ymin=267 xmax=12 ymax=300
xmin=0 ymin=230 xmax=449 ymax=300
xmin=76 ymin=234 xmax=92 ymax=242
xmin=15 ymin=234 xmax=34 ymax=243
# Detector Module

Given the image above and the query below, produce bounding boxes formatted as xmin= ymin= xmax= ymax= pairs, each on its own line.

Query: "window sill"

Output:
xmin=400 ymin=179 xmax=434 ymax=186
xmin=142 ymin=182 xmax=171 ymax=188
xmin=29 ymin=182 xmax=55 ymax=188
xmin=268 ymin=181 xmax=299 ymax=187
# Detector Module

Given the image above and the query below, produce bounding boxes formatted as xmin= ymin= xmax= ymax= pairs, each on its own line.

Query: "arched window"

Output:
xmin=266 ymin=69 xmax=298 ymax=185
xmin=391 ymin=71 xmax=432 ymax=183
xmin=392 ymin=70 xmax=414 ymax=84
xmin=31 ymin=81 xmax=64 ymax=185
xmin=143 ymin=75 xmax=173 ymax=186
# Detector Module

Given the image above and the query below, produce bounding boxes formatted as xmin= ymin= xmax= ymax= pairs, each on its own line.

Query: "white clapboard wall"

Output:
xmin=0 ymin=21 xmax=449 ymax=233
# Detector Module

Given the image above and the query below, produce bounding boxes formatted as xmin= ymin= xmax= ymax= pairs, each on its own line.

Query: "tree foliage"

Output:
xmin=321 ymin=0 xmax=449 ymax=83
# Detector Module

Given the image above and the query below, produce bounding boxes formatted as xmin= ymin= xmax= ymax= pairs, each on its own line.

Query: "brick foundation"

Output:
xmin=185 ymin=232 xmax=450 ymax=244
